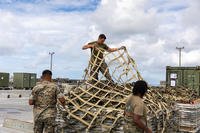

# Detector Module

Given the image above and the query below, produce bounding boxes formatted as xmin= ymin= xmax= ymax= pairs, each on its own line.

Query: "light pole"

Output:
xmin=176 ymin=47 xmax=184 ymax=67
xmin=49 ymin=52 xmax=55 ymax=71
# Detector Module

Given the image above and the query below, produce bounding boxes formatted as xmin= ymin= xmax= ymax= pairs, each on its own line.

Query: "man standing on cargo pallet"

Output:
xmin=124 ymin=80 xmax=152 ymax=133
xmin=82 ymin=34 xmax=126 ymax=83
xmin=29 ymin=70 xmax=65 ymax=133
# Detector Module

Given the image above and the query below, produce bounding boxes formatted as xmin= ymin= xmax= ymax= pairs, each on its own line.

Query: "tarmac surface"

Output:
xmin=0 ymin=90 xmax=33 ymax=133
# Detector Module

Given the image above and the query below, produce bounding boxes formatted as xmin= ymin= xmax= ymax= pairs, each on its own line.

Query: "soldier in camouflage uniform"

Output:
xmin=29 ymin=70 xmax=65 ymax=133
xmin=124 ymin=80 xmax=152 ymax=133
xmin=82 ymin=34 xmax=126 ymax=83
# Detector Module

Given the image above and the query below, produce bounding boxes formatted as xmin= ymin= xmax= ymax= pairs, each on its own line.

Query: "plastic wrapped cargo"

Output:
xmin=176 ymin=103 xmax=200 ymax=132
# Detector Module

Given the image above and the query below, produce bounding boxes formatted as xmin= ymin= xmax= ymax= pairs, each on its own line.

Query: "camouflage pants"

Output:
xmin=90 ymin=61 xmax=113 ymax=82
xmin=34 ymin=117 xmax=56 ymax=133
xmin=123 ymin=122 xmax=144 ymax=133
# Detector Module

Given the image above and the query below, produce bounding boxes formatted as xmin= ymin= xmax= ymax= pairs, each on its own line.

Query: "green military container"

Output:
xmin=13 ymin=73 xmax=37 ymax=89
xmin=30 ymin=73 xmax=37 ymax=88
xmin=13 ymin=73 xmax=30 ymax=89
xmin=0 ymin=72 xmax=9 ymax=87
xmin=166 ymin=66 xmax=200 ymax=95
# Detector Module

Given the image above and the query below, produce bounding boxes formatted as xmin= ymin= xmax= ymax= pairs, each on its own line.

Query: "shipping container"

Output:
xmin=0 ymin=73 xmax=9 ymax=87
xmin=166 ymin=66 xmax=200 ymax=95
xmin=30 ymin=73 xmax=37 ymax=88
xmin=13 ymin=73 xmax=37 ymax=89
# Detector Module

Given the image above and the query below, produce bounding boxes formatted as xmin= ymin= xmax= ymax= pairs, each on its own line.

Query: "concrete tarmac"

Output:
xmin=0 ymin=90 xmax=33 ymax=133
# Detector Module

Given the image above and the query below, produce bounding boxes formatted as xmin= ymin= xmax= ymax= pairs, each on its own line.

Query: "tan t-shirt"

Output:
xmin=88 ymin=41 xmax=109 ymax=64
xmin=125 ymin=95 xmax=147 ymax=124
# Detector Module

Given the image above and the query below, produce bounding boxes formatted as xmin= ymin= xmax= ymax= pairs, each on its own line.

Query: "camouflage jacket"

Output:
xmin=30 ymin=80 xmax=64 ymax=120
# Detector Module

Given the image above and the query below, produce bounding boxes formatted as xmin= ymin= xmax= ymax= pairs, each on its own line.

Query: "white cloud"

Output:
xmin=0 ymin=0 xmax=200 ymax=85
xmin=91 ymin=0 xmax=158 ymax=39
xmin=88 ymin=0 xmax=200 ymax=84
xmin=0 ymin=9 xmax=92 ymax=78
xmin=183 ymin=50 xmax=200 ymax=65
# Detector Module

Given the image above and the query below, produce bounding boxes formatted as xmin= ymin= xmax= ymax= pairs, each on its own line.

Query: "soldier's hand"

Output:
xmin=118 ymin=46 xmax=126 ymax=50
xmin=89 ymin=45 xmax=95 ymax=49
xmin=146 ymin=128 xmax=152 ymax=133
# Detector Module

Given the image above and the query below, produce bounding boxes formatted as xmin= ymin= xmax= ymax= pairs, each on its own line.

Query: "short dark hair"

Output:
xmin=132 ymin=80 xmax=148 ymax=96
xmin=42 ymin=70 xmax=52 ymax=76
xmin=98 ymin=34 xmax=106 ymax=39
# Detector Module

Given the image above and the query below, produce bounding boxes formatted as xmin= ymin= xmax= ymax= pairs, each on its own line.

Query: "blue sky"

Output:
xmin=0 ymin=0 xmax=100 ymax=13
xmin=0 ymin=0 xmax=200 ymax=85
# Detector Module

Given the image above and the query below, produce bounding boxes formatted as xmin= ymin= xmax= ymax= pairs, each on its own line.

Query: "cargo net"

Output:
xmin=58 ymin=47 xmax=198 ymax=133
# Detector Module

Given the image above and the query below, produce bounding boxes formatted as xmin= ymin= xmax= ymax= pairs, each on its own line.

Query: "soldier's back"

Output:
xmin=32 ymin=81 xmax=58 ymax=119
xmin=33 ymin=81 xmax=57 ymax=106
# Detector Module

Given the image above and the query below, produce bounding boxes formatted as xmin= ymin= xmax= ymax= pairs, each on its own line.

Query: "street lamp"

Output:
xmin=176 ymin=47 xmax=184 ymax=67
xmin=49 ymin=52 xmax=55 ymax=71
